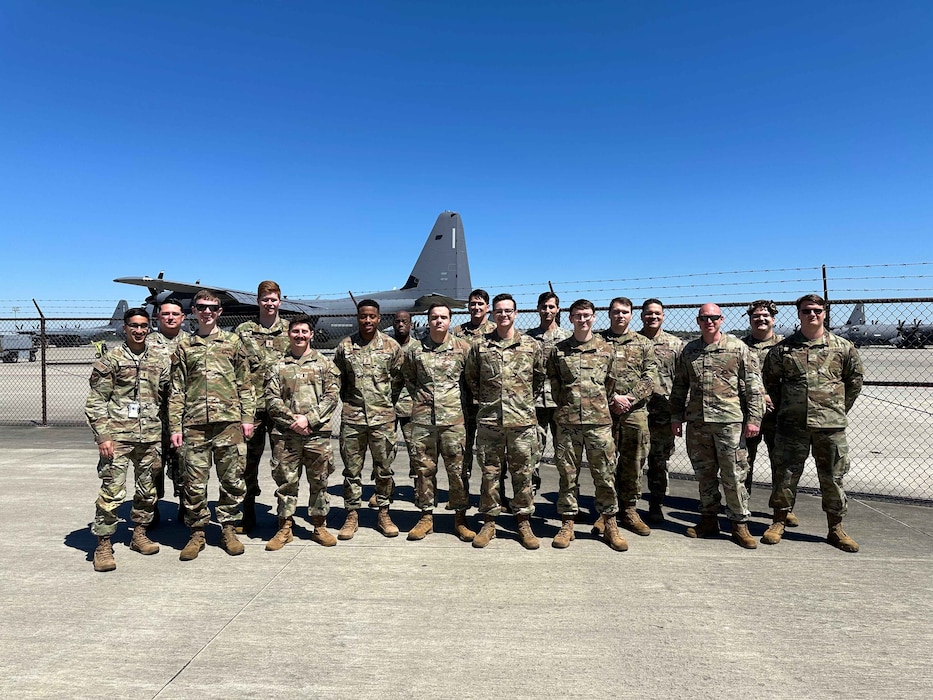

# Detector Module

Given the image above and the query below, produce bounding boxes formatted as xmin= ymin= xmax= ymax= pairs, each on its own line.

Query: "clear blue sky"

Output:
xmin=2 ymin=0 xmax=931 ymax=316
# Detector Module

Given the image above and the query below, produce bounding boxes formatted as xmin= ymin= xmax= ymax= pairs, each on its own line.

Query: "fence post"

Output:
xmin=822 ymin=264 xmax=830 ymax=328
xmin=32 ymin=299 xmax=48 ymax=426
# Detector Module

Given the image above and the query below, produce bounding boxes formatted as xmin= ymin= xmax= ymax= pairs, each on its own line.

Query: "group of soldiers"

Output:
xmin=86 ymin=283 xmax=863 ymax=572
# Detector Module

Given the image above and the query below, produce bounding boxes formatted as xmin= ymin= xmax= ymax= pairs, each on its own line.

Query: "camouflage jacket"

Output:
xmin=395 ymin=336 xmax=415 ymax=418
xmin=264 ymin=349 xmax=340 ymax=436
xmin=86 ymin=342 xmax=170 ymax=444
xmin=236 ymin=318 xmax=291 ymax=414
xmin=453 ymin=318 xmax=496 ymax=339
xmin=527 ymin=325 xmax=572 ymax=409
xmin=402 ymin=333 xmax=471 ymax=427
xmin=638 ymin=329 xmax=684 ymax=403
xmin=670 ymin=333 xmax=764 ymax=426
xmin=547 ymin=334 xmax=616 ymax=426
xmin=599 ymin=329 xmax=659 ymax=415
xmin=762 ymin=330 xmax=863 ymax=430
xmin=334 ymin=330 xmax=403 ymax=426
xmin=742 ymin=333 xmax=783 ymax=416
xmin=146 ymin=331 xmax=182 ymax=417
xmin=168 ymin=329 xmax=255 ymax=432
xmin=466 ymin=330 xmax=546 ymax=428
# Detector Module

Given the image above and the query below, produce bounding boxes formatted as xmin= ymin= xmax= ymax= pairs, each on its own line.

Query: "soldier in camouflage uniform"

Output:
xmin=598 ymin=297 xmax=659 ymax=537
xmin=760 ymin=294 xmax=864 ymax=552
xmin=452 ymin=289 xmax=496 ymax=501
xmin=263 ymin=316 xmax=340 ymax=550
xmin=402 ymin=303 xmax=476 ymax=542
xmin=670 ymin=303 xmax=764 ymax=549
xmin=146 ymin=297 xmax=186 ymax=524
xmin=334 ymin=299 xmax=404 ymax=540
xmin=170 ymin=290 xmax=255 ymax=560
xmin=637 ymin=298 xmax=684 ymax=523
xmin=235 ymin=281 xmax=291 ymax=533
xmin=741 ymin=299 xmax=798 ymax=528
xmin=465 ymin=293 xmax=545 ymax=550
xmin=526 ymin=292 xmax=571 ymax=497
xmin=86 ymin=308 xmax=169 ymax=572
xmin=547 ymin=299 xmax=629 ymax=551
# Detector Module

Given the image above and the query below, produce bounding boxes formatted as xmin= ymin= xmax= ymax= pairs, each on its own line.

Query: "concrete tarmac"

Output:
xmin=0 ymin=426 xmax=931 ymax=699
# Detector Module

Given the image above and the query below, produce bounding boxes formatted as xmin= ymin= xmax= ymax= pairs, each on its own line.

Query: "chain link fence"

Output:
xmin=2 ymin=298 xmax=931 ymax=504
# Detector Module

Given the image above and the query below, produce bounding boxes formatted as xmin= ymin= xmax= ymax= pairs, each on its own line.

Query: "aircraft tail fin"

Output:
xmin=111 ymin=300 xmax=129 ymax=326
xmin=400 ymin=212 xmax=472 ymax=302
xmin=845 ymin=302 xmax=866 ymax=326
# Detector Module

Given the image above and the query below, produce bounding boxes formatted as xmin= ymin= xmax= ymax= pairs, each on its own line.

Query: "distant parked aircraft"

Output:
xmin=114 ymin=211 xmax=473 ymax=347
xmin=18 ymin=301 xmax=127 ymax=348
xmin=833 ymin=302 xmax=933 ymax=348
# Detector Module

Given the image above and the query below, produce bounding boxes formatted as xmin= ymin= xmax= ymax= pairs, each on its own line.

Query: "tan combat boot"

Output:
xmin=731 ymin=522 xmax=757 ymax=549
xmin=685 ymin=513 xmax=719 ymax=539
xmin=620 ymin=506 xmax=651 ymax=536
xmin=407 ymin=513 xmax=434 ymax=541
xmin=93 ymin=535 xmax=116 ymax=572
xmin=761 ymin=510 xmax=787 ymax=545
xmin=472 ymin=517 xmax=496 ymax=548
xmin=827 ymin=514 xmax=859 ymax=553
xmin=130 ymin=524 xmax=160 ymax=555
xmin=602 ymin=515 xmax=629 ymax=552
xmin=221 ymin=523 xmax=245 ymax=556
xmin=265 ymin=517 xmax=294 ymax=551
xmin=338 ymin=510 xmax=359 ymax=541
xmin=310 ymin=515 xmax=337 ymax=547
xmin=590 ymin=516 xmax=605 ymax=536
xmin=454 ymin=510 xmax=476 ymax=542
xmin=179 ymin=527 xmax=206 ymax=561
xmin=377 ymin=506 xmax=399 ymax=537
xmin=553 ymin=517 xmax=576 ymax=549
xmin=515 ymin=514 xmax=540 ymax=550
xmin=785 ymin=511 xmax=800 ymax=527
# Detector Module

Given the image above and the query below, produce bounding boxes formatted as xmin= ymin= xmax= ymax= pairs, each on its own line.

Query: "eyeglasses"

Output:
xmin=194 ymin=303 xmax=220 ymax=312
xmin=571 ymin=314 xmax=594 ymax=321
xmin=492 ymin=309 xmax=515 ymax=316
xmin=800 ymin=308 xmax=824 ymax=315
xmin=125 ymin=323 xmax=149 ymax=330
xmin=697 ymin=315 xmax=722 ymax=322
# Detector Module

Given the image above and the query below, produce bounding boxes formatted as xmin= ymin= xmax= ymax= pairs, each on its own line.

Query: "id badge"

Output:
xmin=127 ymin=402 xmax=140 ymax=418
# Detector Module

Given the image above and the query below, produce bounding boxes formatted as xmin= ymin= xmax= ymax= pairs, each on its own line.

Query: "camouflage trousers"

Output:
xmin=91 ymin=441 xmax=160 ymax=536
xmin=476 ymin=424 xmax=538 ymax=516
xmin=244 ymin=410 xmax=275 ymax=499
xmin=533 ymin=406 xmax=558 ymax=492
xmin=770 ymin=426 xmax=850 ymax=516
xmin=154 ymin=418 xmax=182 ymax=499
xmin=645 ymin=407 xmax=677 ymax=501
xmin=270 ymin=432 xmax=335 ymax=518
xmin=685 ymin=421 xmax=750 ymax=522
xmin=745 ymin=413 xmax=776 ymax=493
xmin=554 ymin=423 xmax=618 ymax=517
xmin=409 ymin=423 xmax=468 ymax=512
xmin=397 ymin=416 xmax=415 ymax=477
xmin=340 ymin=422 xmax=397 ymax=510
xmin=613 ymin=410 xmax=649 ymax=507
xmin=462 ymin=402 xmax=480 ymax=487
xmin=181 ymin=422 xmax=247 ymax=528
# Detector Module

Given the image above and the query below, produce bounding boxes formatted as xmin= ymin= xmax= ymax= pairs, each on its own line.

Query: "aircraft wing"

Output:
xmin=412 ymin=293 xmax=468 ymax=311
xmin=114 ymin=276 xmax=328 ymax=313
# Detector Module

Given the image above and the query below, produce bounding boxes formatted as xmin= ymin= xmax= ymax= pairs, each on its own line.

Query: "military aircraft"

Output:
xmin=17 ymin=301 xmax=128 ymax=348
xmin=833 ymin=302 xmax=933 ymax=348
xmin=114 ymin=211 xmax=473 ymax=347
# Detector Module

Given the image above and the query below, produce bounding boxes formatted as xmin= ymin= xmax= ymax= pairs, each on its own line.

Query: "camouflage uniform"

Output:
xmin=762 ymin=331 xmax=863 ymax=516
xmin=638 ymin=329 xmax=684 ymax=503
xmin=86 ymin=342 xmax=170 ymax=536
xmin=547 ymin=334 xmax=619 ymax=516
xmin=395 ymin=336 xmax=415 ymax=476
xmin=403 ymin=334 xmax=472 ymax=511
xmin=670 ymin=334 xmax=764 ymax=522
xmin=334 ymin=330 xmax=403 ymax=510
xmin=465 ymin=329 xmax=545 ymax=516
xmin=741 ymin=333 xmax=783 ymax=490
xmin=527 ymin=325 xmax=572 ymax=491
xmin=453 ymin=319 xmax=497 ymax=489
xmin=236 ymin=318 xmax=290 ymax=500
xmin=169 ymin=330 xmax=255 ymax=527
xmin=146 ymin=331 xmax=183 ymax=500
xmin=600 ymin=329 xmax=659 ymax=507
xmin=264 ymin=349 xmax=340 ymax=518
